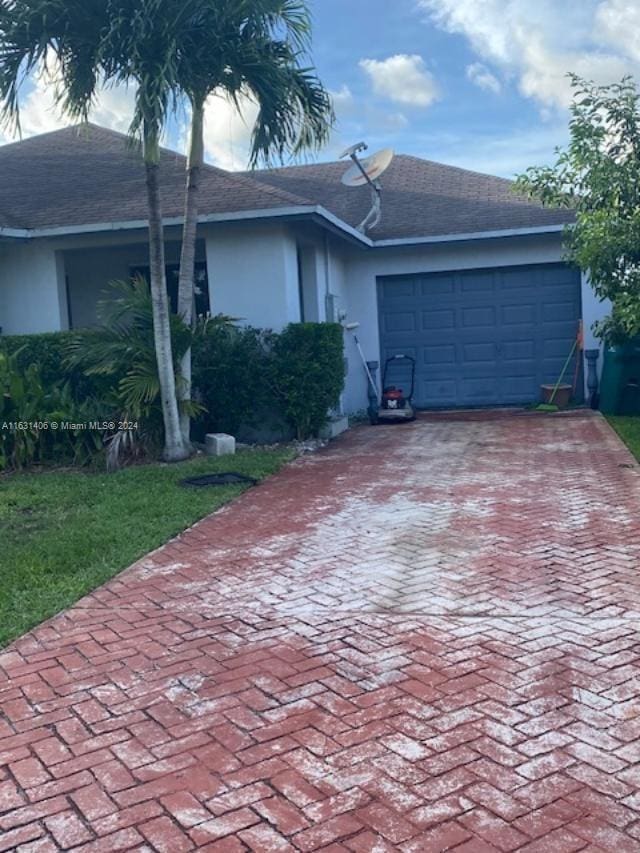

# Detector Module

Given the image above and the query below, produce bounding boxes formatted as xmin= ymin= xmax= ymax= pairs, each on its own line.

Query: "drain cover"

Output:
xmin=180 ymin=473 xmax=258 ymax=488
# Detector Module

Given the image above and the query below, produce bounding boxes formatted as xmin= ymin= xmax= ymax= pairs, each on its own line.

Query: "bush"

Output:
xmin=0 ymin=350 xmax=104 ymax=470
xmin=0 ymin=330 xmax=101 ymax=399
xmin=192 ymin=324 xmax=271 ymax=438
xmin=269 ymin=323 xmax=344 ymax=439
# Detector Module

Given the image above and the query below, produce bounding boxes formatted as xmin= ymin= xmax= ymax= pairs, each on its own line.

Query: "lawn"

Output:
xmin=0 ymin=447 xmax=294 ymax=648
xmin=606 ymin=415 xmax=640 ymax=460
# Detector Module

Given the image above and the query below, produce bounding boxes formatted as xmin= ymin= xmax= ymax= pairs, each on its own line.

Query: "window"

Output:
xmin=130 ymin=261 xmax=210 ymax=316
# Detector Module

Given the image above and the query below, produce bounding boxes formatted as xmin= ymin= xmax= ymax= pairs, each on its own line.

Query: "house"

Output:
xmin=0 ymin=123 xmax=603 ymax=414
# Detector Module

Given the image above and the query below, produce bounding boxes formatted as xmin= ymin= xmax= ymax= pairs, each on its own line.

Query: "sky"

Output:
xmin=2 ymin=0 xmax=640 ymax=178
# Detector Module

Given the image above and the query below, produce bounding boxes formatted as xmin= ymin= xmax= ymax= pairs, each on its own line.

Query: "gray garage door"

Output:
xmin=378 ymin=263 xmax=582 ymax=408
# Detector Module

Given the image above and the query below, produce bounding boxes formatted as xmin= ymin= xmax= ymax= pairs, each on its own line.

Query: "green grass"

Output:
xmin=606 ymin=415 xmax=640 ymax=461
xmin=0 ymin=447 xmax=295 ymax=648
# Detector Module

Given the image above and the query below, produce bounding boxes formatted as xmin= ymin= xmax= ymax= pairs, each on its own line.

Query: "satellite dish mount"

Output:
xmin=340 ymin=142 xmax=394 ymax=233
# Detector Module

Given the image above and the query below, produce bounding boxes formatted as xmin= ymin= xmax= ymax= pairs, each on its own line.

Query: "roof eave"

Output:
xmin=372 ymin=223 xmax=569 ymax=248
xmin=1 ymin=211 xmax=570 ymax=247
xmin=6 ymin=204 xmax=373 ymax=246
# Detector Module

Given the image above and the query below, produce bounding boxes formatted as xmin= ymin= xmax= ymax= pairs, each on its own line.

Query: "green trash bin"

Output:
xmin=599 ymin=339 xmax=640 ymax=415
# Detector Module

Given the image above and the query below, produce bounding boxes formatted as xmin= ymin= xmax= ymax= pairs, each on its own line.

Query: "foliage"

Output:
xmin=192 ymin=323 xmax=271 ymax=437
xmin=65 ymin=278 xmax=202 ymax=467
xmin=0 ymin=349 xmax=103 ymax=470
xmin=0 ymin=445 xmax=295 ymax=647
xmin=268 ymin=322 xmax=344 ymax=439
xmin=192 ymin=321 xmax=345 ymax=441
xmin=0 ymin=330 xmax=107 ymax=401
xmin=515 ymin=74 xmax=640 ymax=343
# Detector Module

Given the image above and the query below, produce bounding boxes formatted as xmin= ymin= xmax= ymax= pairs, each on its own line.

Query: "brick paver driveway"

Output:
xmin=3 ymin=412 xmax=640 ymax=852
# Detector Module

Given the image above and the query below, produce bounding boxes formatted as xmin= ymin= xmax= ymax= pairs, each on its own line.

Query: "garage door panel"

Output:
xmin=421 ymin=276 xmax=455 ymax=297
xmin=383 ymin=311 xmax=417 ymax=332
xmin=542 ymin=301 xmax=576 ymax=322
xmin=503 ymin=339 xmax=536 ymax=360
xmin=378 ymin=263 xmax=582 ymax=408
xmin=422 ymin=309 xmax=455 ymax=329
xmin=462 ymin=306 xmax=497 ymax=328
xmin=424 ymin=344 xmax=456 ymax=366
xmin=461 ymin=377 xmax=500 ymax=401
xmin=540 ymin=266 xmax=577 ymax=284
xmin=502 ymin=304 xmax=536 ymax=324
xmin=381 ymin=279 xmax=416 ymax=298
xmin=500 ymin=267 xmax=531 ymax=284
xmin=460 ymin=271 xmax=496 ymax=293
xmin=463 ymin=342 xmax=497 ymax=363
xmin=422 ymin=378 xmax=458 ymax=404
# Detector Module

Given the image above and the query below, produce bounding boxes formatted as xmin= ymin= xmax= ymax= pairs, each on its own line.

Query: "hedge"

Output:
xmin=2 ymin=321 xmax=346 ymax=443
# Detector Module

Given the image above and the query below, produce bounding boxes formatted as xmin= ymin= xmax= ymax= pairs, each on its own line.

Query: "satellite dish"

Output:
xmin=341 ymin=148 xmax=395 ymax=187
xmin=339 ymin=142 xmax=368 ymax=159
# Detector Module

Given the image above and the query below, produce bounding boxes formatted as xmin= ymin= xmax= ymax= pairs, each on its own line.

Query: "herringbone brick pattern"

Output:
xmin=2 ymin=412 xmax=640 ymax=851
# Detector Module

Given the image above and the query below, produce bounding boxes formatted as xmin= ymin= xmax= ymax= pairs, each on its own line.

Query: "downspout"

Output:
xmin=323 ymin=231 xmax=334 ymax=322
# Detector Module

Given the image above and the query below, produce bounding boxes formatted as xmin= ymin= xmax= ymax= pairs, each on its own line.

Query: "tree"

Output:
xmin=131 ymin=0 xmax=334 ymax=442
xmin=0 ymin=0 xmax=334 ymax=452
xmin=0 ymin=0 xmax=190 ymax=460
xmin=515 ymin=74 xmax=640 ymax=343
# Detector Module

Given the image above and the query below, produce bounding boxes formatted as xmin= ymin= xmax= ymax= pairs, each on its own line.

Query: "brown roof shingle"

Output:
xmin=0 ymin=124 xmax=572 ymax=241
xmin=245 ymin=154 xmax=573 ymax=241
xmin=0 ymin=123 xmax=308 ymax=231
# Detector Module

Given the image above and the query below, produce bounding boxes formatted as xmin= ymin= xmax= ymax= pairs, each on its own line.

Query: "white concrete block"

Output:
xmin=205 ymin=433 xmax=236 ymax=457
xmin=320 ymin=416 xmax=349 ymax=440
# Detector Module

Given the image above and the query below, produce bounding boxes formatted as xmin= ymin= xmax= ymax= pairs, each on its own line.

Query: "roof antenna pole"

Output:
xmin=339 ymin=143 xmax=394 ymax=233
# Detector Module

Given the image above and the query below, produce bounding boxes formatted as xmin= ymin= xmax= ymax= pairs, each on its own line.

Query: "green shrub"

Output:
xmin=192 ymin=323 xmax=271 ymax=438
xmin=0 ymin=330 xmax=101 ymax=399
xmin=269 ymin=323 xmax=344 ymax=439
xmin=0 ymin=350 xmax=104 ymax=470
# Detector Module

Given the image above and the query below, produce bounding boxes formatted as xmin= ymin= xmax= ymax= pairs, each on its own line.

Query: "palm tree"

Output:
xmin=122 ymin=0 xmax=334 ymax=442
xmin=0 ymin=0 xmax=333 ymax=453
xmin=0 ymin=0 xmax=190 ymax=461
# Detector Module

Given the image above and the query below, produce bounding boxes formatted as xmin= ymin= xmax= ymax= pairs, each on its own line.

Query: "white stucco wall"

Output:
xmin=0 ymin=240 xmax=68 ymax=334
xmin=339 ymin=234 xmax=610 ymax=413
xmin=203 ymin=222 xmax=301 ymax=330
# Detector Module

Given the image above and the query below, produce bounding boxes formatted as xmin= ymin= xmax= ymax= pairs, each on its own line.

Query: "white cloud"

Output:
xmin=200 ymin=90 xmax=259 ymax=171
xmin=466 ymin=62 xmax=501 ymax=94
xmin=200 ymin=84 xmax=360 ymax=171
xmin=359 ymin=54 xmax=439 ymax=107
xmin=596 ymin=0 xmax=640 ymax=63
xmin=331 ymin=84 xmax=354 ymax=113
xmin=420 ymin=0 xmax=640 ymax=112
xmin=0 ymin=60 xmax=135 ymax=144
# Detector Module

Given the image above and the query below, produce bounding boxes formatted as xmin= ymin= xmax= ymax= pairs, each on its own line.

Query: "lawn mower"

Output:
xmin=344 ymin=323 xmax=416 ymax=425
xmin=372 ymin=354 xmax=416 ymax=424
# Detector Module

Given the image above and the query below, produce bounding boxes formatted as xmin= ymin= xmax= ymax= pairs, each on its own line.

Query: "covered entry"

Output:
xmin=377 ymin=263 xmax=582 ymax=408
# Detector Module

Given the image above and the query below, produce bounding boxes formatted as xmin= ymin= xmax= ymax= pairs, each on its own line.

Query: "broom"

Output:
xmin=535 ymin=321 xmax=583 ymax=412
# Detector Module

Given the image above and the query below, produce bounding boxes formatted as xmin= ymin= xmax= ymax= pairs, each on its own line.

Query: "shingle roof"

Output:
xmin=0 ymin=124 xmax=573 ymax=241
xmin=245 ymin=155 xmax=574 ymax=240
xmin=0 ymin=123 xmax=308 ymax=231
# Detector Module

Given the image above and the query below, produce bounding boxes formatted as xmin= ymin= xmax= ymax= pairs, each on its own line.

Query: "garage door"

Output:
xmin=378 ymin=263 xmax=582 ymax=408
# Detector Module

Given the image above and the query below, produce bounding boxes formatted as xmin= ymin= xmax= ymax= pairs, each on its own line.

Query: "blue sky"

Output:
xmin=2 ymin=1 xmax=640 ymax=178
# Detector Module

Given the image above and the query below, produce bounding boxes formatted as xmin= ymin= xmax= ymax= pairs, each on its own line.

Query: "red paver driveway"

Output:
xmin=2 ymin=412 xmax=640 ymax=852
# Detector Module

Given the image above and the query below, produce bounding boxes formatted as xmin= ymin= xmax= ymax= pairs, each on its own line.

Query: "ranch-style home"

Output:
xmin=0 ymin=123 xmax=603 ymax=414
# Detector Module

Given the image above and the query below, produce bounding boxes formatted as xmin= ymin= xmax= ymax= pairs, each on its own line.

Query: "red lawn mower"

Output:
xmin=373 ymin=354 xmax=416 ymax=424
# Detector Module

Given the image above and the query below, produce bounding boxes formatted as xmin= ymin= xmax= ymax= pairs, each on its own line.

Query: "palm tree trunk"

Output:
xmin=177 ymin=100 xmax=205 ymax=443
xmin=144 ymin=126 xmax=190 ymax=462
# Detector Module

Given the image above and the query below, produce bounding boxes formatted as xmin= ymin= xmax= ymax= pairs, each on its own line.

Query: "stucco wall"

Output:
xmin=0 ymin=240 xmax=68 ymax=334
xmin=203 ymin=222 xmax=301 ymax=330
xmin=340 ymin=234 xmax=610 ymax=413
